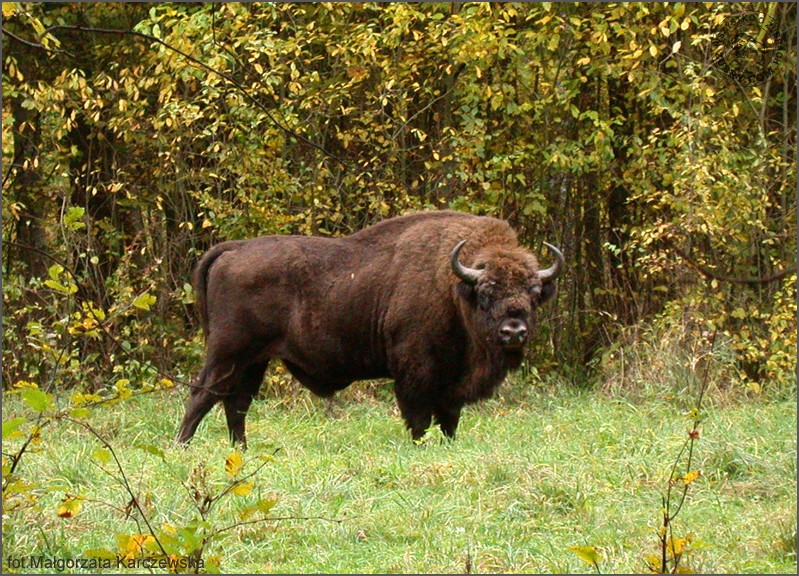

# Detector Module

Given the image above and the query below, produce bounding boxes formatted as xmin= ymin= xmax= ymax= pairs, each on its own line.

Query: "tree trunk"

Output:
xmin=10 ymin=94 xmax=48 ymax=279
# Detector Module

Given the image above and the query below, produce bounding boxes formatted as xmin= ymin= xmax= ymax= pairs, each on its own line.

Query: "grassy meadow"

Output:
xmin=2 ymin=374 xmax=796 ymax=574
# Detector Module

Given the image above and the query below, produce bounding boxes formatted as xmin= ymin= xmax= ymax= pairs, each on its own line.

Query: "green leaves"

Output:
xmin=2 ymin=417 xmax=27 ymax=439
xmin=136 ymin=442 xmax=165 ymax=459
xmin=132 ymin=293 xmax=157 ymax=311
xmin=63 ymin=206 xmax=86 ymax=231
xmin=21 ymin=387 xmax=53 ymax=413
xmin=231 ymin=481 xmax=254 ymax=497
xmin=730 ymin=307 xmax=747 ymax=320
xmin=6 ymin=1 xmax=794 ymax=395
xmin=238 ymin=497 xmax=277 ymax=521
xmin=568 ymin=545 xmax=602 ymax=570
xmin=43 ymin=264 xmax=77 ymax=295
xmin=92 ymin=447 xmax=112 ymax=465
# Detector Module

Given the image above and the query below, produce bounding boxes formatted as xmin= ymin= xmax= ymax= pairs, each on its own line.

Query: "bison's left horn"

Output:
xmin=538 ymin=242 xmax=564 ymax=283
xmin=451 ymin=240 xmax=483 ymax=285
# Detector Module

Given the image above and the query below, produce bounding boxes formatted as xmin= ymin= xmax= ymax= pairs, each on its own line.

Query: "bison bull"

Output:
xmin=176 ymin=210 xmax=563 ymax=445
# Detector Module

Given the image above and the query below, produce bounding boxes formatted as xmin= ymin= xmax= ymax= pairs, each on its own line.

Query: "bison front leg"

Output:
xmin=394 ymin=387 xmax=433 ymax=441
xmin=433 ymin=404 xmax=462 ymax=439
xmin=222 ymin=362 xmax=267 ymax=448
xmin=222 ymin=395 xmax=253 ymax=448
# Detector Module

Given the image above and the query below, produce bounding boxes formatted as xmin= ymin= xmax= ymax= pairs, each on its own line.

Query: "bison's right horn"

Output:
xmin=451 ymin=240 xmax=484 ymax=285
xmin=538 ymin=242 xmax=564 ymax=283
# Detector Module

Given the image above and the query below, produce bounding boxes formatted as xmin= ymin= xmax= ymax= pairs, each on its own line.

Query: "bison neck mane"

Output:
xmin=455 ymin=308 xmax=520 ymax=404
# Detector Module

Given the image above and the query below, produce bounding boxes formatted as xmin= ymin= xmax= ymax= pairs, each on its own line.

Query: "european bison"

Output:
xmin=176 ymin=210 xmax=562 ymax=445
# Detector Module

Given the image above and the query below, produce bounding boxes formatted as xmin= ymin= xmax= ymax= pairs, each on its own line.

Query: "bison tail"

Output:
xmin=192 ymin=242 xmax=240 ymax=338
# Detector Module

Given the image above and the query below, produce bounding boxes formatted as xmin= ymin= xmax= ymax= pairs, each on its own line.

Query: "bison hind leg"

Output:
xmin=176 ymin=388 xmax=217 ymax=444
xmin=176 ymin=363 xmax=227 ymax=444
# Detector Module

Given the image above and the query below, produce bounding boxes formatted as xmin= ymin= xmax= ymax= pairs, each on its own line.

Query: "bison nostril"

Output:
xmin=499 ymin=321 xmax=528 ymax=345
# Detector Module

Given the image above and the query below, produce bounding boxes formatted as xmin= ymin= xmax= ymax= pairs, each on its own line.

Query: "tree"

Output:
xmin=2 ymin=2 xmax=795 ymax=391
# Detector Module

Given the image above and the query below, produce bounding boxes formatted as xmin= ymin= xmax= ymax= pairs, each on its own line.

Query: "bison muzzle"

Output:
xmin=176 ymin=210 xmax=563 ymax=446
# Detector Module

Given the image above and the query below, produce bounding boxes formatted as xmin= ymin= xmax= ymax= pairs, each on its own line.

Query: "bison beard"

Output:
xmin=176 ymin=211 xmax=562 ymax=446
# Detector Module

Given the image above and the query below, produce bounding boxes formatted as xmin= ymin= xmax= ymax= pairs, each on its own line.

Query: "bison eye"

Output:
xmin=529 ymin=285 xmax=542 ymax=298
xmin=478 ymin=291 xmax=492 ymax=310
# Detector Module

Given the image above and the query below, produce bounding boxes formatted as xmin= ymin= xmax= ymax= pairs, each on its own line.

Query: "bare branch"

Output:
xmin=64 ymin=417 xmax=170 ymax=559
xmin=668 ymin=241 xmax=796 ymax=285
xmin=1 ymin=27 xmax=74 ymax=57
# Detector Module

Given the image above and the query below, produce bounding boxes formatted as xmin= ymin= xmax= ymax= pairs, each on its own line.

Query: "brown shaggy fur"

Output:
xmin=176 ymin=211 xmax=559 ymax=445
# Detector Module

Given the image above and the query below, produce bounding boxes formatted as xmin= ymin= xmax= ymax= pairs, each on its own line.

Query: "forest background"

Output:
xmin=0 ymin=2 xmax=796 ymax=572
xmin=2 ymin=2 xmax=796 ymax=394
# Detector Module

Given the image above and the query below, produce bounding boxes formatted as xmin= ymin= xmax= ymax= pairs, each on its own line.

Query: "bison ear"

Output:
xmin=540 ymin=280 xmax=557 ymax=304
xmin=456 ymin=281 xmax=477 ymax=304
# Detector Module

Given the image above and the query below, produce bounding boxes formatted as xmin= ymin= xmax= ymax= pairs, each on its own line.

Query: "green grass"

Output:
xmin=2 ymin=381 xmax=796 ymax=573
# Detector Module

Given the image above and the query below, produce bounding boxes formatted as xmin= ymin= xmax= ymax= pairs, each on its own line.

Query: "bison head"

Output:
xmin=451 ymin=239 xmax=563 ymax=360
